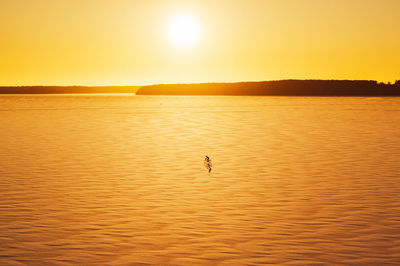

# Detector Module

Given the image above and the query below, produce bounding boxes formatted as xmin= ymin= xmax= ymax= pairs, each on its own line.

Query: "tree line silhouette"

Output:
xmin=136 ymin=80 xmax=400 ymax=96
xmin=1 ymin=80 xmax=400 ymax=96
xmin=0 ymin=86 xmax=139 ymax=94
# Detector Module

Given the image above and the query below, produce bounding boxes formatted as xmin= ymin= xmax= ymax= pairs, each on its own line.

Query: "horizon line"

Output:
xmin=1 ymin=78 xmax=399 ymax=88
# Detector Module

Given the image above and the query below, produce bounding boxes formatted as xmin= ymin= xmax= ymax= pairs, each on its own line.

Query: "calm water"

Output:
xmin=1 ymin=95 xmax=400 ymax=265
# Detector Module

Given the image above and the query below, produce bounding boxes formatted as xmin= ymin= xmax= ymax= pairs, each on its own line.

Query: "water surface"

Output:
xmin=1 ymin=95 xmax=400 ymax=265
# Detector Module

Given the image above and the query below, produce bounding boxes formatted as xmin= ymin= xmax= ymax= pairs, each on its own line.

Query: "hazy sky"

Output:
xmin=1 ymin=0 xmax=399 ymax=85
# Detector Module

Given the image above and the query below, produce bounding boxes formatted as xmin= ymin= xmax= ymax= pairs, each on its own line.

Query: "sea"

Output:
xmin=1 ymin=94 xmax=399 ymax=265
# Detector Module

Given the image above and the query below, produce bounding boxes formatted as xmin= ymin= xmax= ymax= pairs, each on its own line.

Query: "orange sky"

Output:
xmin=1 ymin=0 xmax=399 ymax=86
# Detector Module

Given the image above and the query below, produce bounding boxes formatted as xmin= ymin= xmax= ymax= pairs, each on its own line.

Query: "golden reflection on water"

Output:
xmin=0 ymin=95 xmax=400 ymax=265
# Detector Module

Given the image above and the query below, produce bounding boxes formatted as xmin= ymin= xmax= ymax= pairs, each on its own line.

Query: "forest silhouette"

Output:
xmin=1 ymin=80 xmax=400 ymax=96
xmin=0 ymin=86 xmax=138 ymax=94
xmin=137 ymin=80 xmax=400 ymax=96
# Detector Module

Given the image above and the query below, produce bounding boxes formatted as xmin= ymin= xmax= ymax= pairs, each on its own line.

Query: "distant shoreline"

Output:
xmin=137 ymin=80 xmax=400 ymax=96
xmin=1 ymin=80 xmax=400 ymax=96
xmin=0 ymin=86 xmax=139 ymax=94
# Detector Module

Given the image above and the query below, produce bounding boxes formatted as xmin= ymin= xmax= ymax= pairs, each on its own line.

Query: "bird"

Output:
xmin=204 ymin=155 xmax=212 ymax=173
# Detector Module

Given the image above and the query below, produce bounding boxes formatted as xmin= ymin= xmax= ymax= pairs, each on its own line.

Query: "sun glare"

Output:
xmin=168 ymin=13 xmax=201 ymax=49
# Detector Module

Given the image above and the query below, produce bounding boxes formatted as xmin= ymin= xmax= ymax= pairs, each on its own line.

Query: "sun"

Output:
xmin=167 ymin=13 xmax=201 ymax=49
